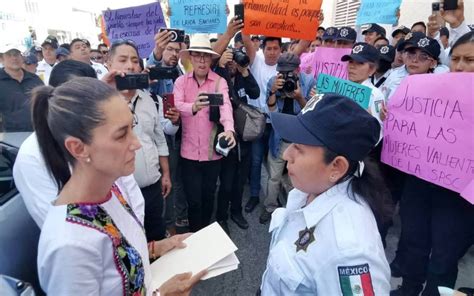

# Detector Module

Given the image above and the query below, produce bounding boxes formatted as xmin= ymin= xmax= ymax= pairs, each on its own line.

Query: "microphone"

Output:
xmin=216 ymin=137 xmax=231 ymax=156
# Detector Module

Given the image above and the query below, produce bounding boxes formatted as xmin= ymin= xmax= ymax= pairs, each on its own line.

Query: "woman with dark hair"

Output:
xmin=32 ymin=77 xmax=205 ymax=295
xmin=390 ymin=30 xmax=474 ymax=296
xmin=259 ymin=93 xmax=391 ymax=295
xmin=449 ymin=30 xmax=474 ymax=72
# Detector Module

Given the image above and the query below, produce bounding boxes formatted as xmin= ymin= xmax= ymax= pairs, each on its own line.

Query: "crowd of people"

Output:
xmin=1 ymin=1 xmax=473 ymax=295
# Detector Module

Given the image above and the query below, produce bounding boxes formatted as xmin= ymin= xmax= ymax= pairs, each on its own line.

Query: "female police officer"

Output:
xmin=259 ymin=93 xmax=391 ymax=295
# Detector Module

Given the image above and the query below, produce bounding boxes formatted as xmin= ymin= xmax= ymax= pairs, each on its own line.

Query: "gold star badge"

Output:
xmin=294 ymin=226 xmax=316 ymax=252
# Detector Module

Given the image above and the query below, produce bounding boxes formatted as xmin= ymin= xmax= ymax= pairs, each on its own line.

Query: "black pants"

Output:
xmin=141 ymin=180 xmax=166 ymax=242
xmin=395 ymin=175 xmax=474 ymax=295
xmin=216 ymin=141 xmax=251 ymax=222
xmin=181 ymin=158 xmax=221 ymax=232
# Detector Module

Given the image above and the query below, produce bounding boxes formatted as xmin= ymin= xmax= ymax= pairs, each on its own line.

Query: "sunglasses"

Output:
xmin=91 ymin=56 xmax=103 ymax=61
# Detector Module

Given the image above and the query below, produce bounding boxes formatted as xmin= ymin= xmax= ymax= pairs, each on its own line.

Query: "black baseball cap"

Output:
xmin=362 ymin=24 xmax=386 ymax=37
xmin=391 ymin=26 xmax=410 ymax=38
xmin=42 ymin=35 xmax=59 ymax=49
xmin=24 ymin=54 xmax=38 ymax=65
xmin=276 ymin=52 xmax=300 ymax=72
xmin=397 ymin=32 xmax=441 ymax=59
xmin=378 ymin=45 xmax=395 ymax=63
xmin=270 ymin=93 xmax=380 ymax=161
xmin=341 ymin=42 xmax=380 ymax=63
xmin=322 ymin=27 xmax=339 ymax=41
xmin=335 ymin=27 xmax=357 ymax=42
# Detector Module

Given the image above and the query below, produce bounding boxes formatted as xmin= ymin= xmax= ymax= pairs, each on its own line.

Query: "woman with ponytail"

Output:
xmin=259 ymin=93 xmax=392 ymax=295
xmin=30 ymin=77 xmax=205 ymax=295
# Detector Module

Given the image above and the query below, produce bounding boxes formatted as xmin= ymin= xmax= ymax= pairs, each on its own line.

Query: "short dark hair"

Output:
xmin=411 ymin=21 xmax=427 ymax=31
xmin=210 ymin=38 xmax=218 ymax=43
xmin=70 ymin=38 xmax=91 ymax=50
xmin=109 ymin=40 xmax=140 ymax=60
xmin=59 ymin=43 xmax=70 ymax=51
xmin=49 ymin=60 xmax=97 ymax=87
xmin=262 ymin=36 xmax=282 ymax=49
xmin=98 ymin=43 xmax=108 ymax=49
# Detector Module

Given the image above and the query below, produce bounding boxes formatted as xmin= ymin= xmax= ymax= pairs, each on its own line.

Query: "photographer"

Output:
xmin=148 ymin=28 xmax=189 ymax=230
xmin=260 ymin=53 xmax=316 ymax=224
xmin=106 ymin=40 xmax=171 ymax=241
xmin=213 ymin=48 xmax=260 ymax=232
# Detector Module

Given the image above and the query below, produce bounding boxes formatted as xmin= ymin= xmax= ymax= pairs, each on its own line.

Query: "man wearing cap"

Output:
xmin=260 ymin=53 xmax=316 ymax=224
xmin=0 ymin=47 xmax=43 ymax=131
xmin=22 ymin=54 xmax=38 ymax=74
xmin=241 ymin=33 xmax=310 ymax=214
xmin=259 ymin=93 xmax=390 ymax=295
xmin=341 ymin=43 xmax=386 ymax=124
xmin=335 ymin=26 xmax=357 ymax=48
xmin=251 ymin=35 xmax=261 ymax=52
xmin=391 ymin=26 xmax=410 ymax=46
xmin=69 ymin=38 xmax=108 ymax=79
xmin=36 ymin=35 xmax=58 ymax=85
xmin=56 ymin=47 xmax=69 ymax=62
xmin=321 ymin=27 xmax=339 ymax=47
xmin=174 ymin=34 xmax=236 ymax=232
xmin=362 ymin=24 xmax=386 ymax=46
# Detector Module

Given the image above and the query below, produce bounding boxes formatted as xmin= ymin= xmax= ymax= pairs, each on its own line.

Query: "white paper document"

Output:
xmin=150 ymin=222 xmax=240 ymax=289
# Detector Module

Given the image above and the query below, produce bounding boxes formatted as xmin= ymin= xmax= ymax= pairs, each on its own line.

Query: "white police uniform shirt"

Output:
xmin=91 ymin=61 xmax=108 ymax=80
xmin=261 ymin=180 xmax=390 ymax=295
xmin=362 ymin=79 xmax=385 ymax=126
xmin=36 ymin=60 xmax=57 ymax=85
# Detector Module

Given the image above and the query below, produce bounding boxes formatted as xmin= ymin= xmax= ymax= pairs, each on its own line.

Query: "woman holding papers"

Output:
xmin=260 ymin=93 xmax=391 ymax=295
xmin=32 ymin=77 xmax=204 ymax=295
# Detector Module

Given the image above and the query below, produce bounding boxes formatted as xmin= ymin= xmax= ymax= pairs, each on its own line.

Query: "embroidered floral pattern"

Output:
xmin=66 ymin=186 xmax=146 ymax=296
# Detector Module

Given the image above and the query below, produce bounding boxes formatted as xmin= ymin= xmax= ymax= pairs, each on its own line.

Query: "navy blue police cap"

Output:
xmin=270 ymin=93 xmax=380 ymax=161
xmin=341 ymin=42 xmax=380 ymax=63
xmin=335 ymin=27 xmax=357 ymax=42
xmin=322 ymin=27 xmax=339 ymax=41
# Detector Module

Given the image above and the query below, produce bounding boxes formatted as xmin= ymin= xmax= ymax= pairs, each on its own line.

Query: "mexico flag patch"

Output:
xmin=338 ymin=264 xmax=374 ymax=296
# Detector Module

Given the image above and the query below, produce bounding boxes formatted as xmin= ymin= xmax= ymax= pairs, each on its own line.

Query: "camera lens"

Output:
xmin=282 ymin=72 xmax=298 ymax=93
xmin=170 ymin=31 xmax=178 ymax=42
xmin=233 ymin=50 xmax=250 ymax=67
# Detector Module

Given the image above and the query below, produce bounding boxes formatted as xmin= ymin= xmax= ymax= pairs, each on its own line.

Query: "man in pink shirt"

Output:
xmin=174 ymin=34 xmax=236 ymax=232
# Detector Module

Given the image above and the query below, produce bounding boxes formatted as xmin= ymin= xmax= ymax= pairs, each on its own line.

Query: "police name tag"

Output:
xmin=338 ymin=264 xmax=375 ymax=296
xmin=294 ymin=226 xmax=316 ymax=252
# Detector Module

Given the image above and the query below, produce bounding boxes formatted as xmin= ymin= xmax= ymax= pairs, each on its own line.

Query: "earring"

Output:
xmin=330 ymin=175 xmax=336 ymax=182
xmin=86 ymin=157 xmax=91 ymax=163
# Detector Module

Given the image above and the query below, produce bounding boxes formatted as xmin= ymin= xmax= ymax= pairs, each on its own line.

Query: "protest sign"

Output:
xmin=103 ymin=3 xmax=165 ymax=58
xmin=356 ymin=0 xmax=402 ymax=25
xmin=242 ymin=0 xmax=322 ymax=40
xmin=301 ymin=47 xmax=351 ymax=80
xmin=381 ymin=73 xmax=474 ymax=204
xmin=169 ymin=0 xmax=227 ymax=33
xmin=316 ymin=73 xmax=372 ymax=109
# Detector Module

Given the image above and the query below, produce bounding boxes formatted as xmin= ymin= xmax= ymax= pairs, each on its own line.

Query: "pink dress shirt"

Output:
xmin=174 ymin=70 xmax=234 ymax=161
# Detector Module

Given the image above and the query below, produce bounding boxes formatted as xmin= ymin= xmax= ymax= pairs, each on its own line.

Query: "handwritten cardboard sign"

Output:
xmin=316 ymin=73 xmax=372 ymax=109
xmin=301 ymin=47 xmax=351 ymax=81
xmin=103 ymin=3 xmax=165 ymax=58
xmin=356 ymin=0 xmax=402 ymax=25
xmin=381 ymin=73 xmax=474 ymax=204
xmin=169 ymin=0 xmax=227 ymax=33
xmin=242 ymin=0 xmax=322 ymax=40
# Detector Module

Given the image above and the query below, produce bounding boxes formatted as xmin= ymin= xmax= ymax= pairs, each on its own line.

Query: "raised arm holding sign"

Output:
xmin=242 ymin=0 xmax=323 ymax=40
xmin=103 ymin=3 xmax=166 ymax=58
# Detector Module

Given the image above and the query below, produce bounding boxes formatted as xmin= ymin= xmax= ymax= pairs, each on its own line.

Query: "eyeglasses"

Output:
xmin=189 ymin=52 xmax=212 ymax=62
xmin=404 ymin=49 xmax=433 ymax=62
